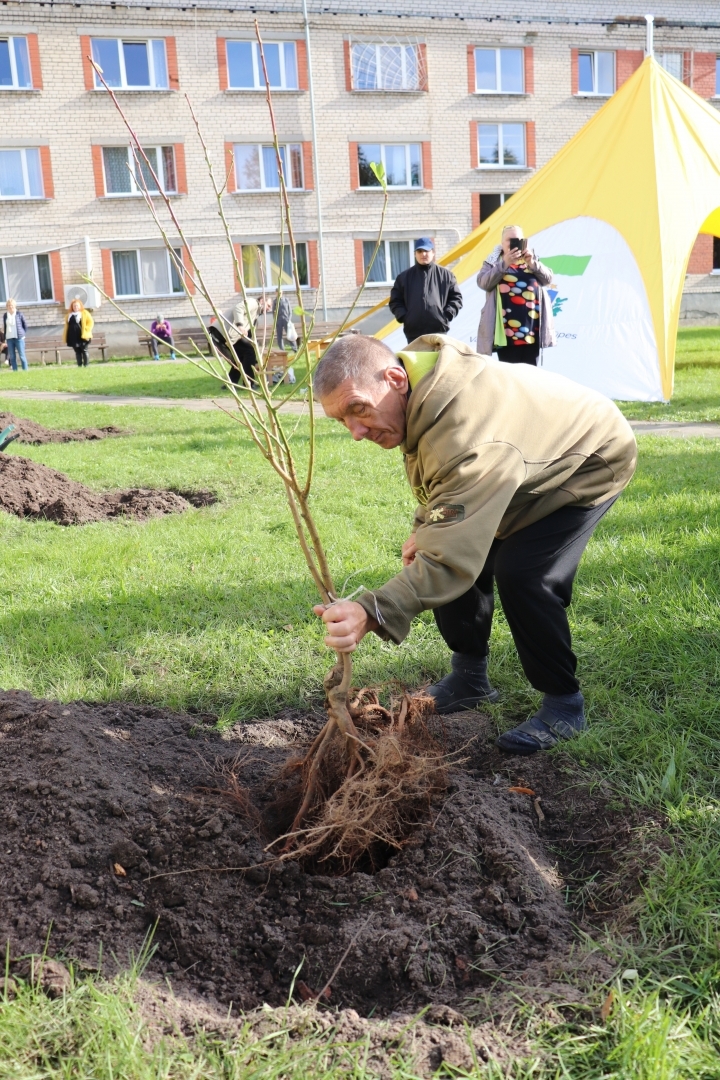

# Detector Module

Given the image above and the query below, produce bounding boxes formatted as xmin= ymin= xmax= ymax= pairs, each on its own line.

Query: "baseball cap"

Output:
xmin=414 ymin=237 xmax=434 ymax=251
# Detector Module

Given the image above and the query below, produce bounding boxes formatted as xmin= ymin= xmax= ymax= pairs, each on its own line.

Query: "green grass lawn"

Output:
xmin=1 ymin=395 xmax=720 ymax=1075
xmin=618 ymin=326 xmax=720 ymax=422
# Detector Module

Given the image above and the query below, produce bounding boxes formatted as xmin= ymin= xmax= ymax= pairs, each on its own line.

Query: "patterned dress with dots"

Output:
xmin=499 ymin=264 xmax=541 ymax=347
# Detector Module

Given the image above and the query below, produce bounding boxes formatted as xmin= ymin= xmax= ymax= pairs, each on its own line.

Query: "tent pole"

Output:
xmin=645 ymin=14 xmax=654 ymax=58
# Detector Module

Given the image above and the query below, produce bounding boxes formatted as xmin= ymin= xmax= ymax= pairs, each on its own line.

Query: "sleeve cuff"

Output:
xmin=357 ymin=590 xmax=412 ymax=645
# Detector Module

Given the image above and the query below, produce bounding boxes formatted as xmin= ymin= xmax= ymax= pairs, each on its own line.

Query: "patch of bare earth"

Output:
xmin=0 ymin=455 xmax=217 ymax=524
xmin=0 ymin=411 xmax=125 ymax=445
xmin=0 ymin=690 xmax=666 ymax=1070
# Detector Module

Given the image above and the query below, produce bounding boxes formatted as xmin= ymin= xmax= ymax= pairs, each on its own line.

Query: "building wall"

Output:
xmin=2 ymin=0 xmax=720 ymax=350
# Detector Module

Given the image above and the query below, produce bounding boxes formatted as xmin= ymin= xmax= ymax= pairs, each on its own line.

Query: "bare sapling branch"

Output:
xmin=86 ymin=37 xmax=444 ymax=867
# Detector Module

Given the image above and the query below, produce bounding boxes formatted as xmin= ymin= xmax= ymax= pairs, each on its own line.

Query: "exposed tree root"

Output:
xmin=271 ymin=683 xmax=447 ymax=870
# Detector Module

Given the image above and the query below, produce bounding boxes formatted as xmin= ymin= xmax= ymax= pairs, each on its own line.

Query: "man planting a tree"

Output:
xmin=313 ymin=334 xmax=636 ymax=755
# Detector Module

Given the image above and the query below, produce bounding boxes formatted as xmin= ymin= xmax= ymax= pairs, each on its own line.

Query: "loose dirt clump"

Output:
xmin=0 ymin=411 xmax=125 ymax=444
xmin=0 ymin=689 xmax=665 ymax=1022
xmin=0 ymin=455 xmax=216 ymax=525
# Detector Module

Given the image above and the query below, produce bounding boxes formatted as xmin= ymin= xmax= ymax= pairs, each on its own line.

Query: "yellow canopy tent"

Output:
xmin=375 ymin=56 xmax=720 ymax=401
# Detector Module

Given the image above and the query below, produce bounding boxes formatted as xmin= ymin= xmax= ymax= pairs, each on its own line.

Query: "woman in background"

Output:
xmin=150 ymin=315 xmax=175 ymax=360
xmin=64 ymin=298 xmax=94 ymax=367
xmin=3 ymin=299 xmax=29 ymax=371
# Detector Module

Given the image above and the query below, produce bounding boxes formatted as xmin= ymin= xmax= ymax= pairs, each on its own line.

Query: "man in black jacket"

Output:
xmin=389 ymin=238 xmax=463 ymax=343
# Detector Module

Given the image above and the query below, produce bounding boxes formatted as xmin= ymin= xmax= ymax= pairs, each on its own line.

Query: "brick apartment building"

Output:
xmin=3 ymin=0 xmax=720 ymax=351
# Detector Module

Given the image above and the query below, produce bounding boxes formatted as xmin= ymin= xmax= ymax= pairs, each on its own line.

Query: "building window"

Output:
xmin=477 ymin=124 xmax=525 ymax=168
xmin=358 ymin=143 xmax=422 ymax=188
xmin=233 ymin=144 xmax=303 ymax=191
xmin=0 ymin=37 xmax=32 ymax=88
xmin=351 ymin=43 xmax=421 ymax=91
xmin=102 ymin=146 xmax=177 ymax=195
xmin=0 ymin=253 xmax=53 ymax=303
xmin=226 ymin=41 xmax=298 ymax=90
xmin=363 ymin=239 xmax=412 ymax=284
xmin=473 ymin=48 xmax=523 ymax=94
xmin=241 ymin=243 xmax=309 ymax=290
xmin=716 ymin=57 xmax=720 ymax=97
xmin=478 ymin=192 xmax=512 ymax=222
xmin=91 ymin=38 xmax=168 ymax=90
xmin=578 ymin=51 xmax=615 ymax=95
xmin=658 ymin=52 xmax=683 ymax=81
xmin=0 ymin=148 xmax=43 ymax=198
xmin=112 ymin=248 xmax=183 ymax=297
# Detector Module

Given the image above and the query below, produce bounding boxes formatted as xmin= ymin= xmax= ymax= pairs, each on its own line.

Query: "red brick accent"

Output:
xmin=692 ymin=53 xmax=717 ymax=99
xmin=343 ymin=40 xmax=353 ymax=91
xmin=524 ymin=46 xmax=534 ymax=95
xmin=354 ymin=239 xmax=365 ymax=285
xmin=181 ymin=246 xmax=196 ymax=295
xmin=467 ymin=45 xmax=476 ymax=94
xmin=217 ymin=38 xmax=228 ymax=91
xmin=174 ymin=144 xmax=187 ymax=194
xmin=27 ymin=34 xmax=43 ymax=89
xmin=421 ymin=142 xmax=432 ymax=189
xmin=616 ymin=50 xmax=643 ymax=88
xmin=49 ymin=251 xmax=63 ymax=302
xmin=296 ymin=39 xmax=308 ymax=91
xmin=525 ymin=121 xmax=536 ymax=169
xmin=302 ymin=142 xmax=314 ymax=190
xmin=471 ymin=193 xmax=481 ymax=229
xmin=91 ymin=145 xmax=105 ymax=197
xmin=469 ymin=121 xmax=478 ymax=169
xmin=166 ymin=37 xmax=179 ymax=90
xmin=687 ymin=233 xmax=713 ymax=274
xmin=349 ymin=142 xmax=359 ymax=190
xmin=307 ymin=240 xmax=319 ymax=288
xmin=417 ymin=43 xmax=428 ymax=91
xmin=39 ymin=146 xmax=54 ymax=199
xmin=232 ymin=242 xmax=243 ymax=290
xmin=80 ymin=35 xmax=95 ymax=90
xmin=101 ymin=249 xmax=114 ymax=299
xmin=683 ymin=51 xmax=692 ymax=86
xmin=225 ymin=142 xmax=235 ymax=193
xmin=571 ymin=48 xmax=579 ymax=95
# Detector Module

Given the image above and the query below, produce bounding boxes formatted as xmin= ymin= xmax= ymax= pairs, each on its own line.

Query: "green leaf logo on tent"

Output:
xmin=541 ymin=255 xmax=592 ymax=276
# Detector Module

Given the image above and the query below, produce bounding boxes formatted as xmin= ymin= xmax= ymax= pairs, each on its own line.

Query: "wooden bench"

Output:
xmin=138 ymin=326 xmax=211 ymax=358
xmin=23 ymin=334 xmax=108 ymax=365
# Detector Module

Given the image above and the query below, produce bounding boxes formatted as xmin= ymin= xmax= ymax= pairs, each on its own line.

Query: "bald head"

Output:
xmin=313 ymin=334 xmax=409 ymax=449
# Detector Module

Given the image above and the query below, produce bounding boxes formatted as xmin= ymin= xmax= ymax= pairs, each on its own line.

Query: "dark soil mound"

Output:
xmin=0 ymin=455 xmax=214 ymax=525
xmin=0 ymin=411 xmax=125 ymax=445
xmin=0 ymin=690 xmax=663 ymax=1018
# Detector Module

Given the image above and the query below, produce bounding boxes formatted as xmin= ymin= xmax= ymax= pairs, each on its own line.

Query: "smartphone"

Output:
xmin=508 ymin=237 xmax=526 ymax=252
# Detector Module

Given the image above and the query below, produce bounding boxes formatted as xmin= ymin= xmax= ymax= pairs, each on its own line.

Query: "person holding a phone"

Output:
xmin=476 ymin=225 xmax=556 ymax=366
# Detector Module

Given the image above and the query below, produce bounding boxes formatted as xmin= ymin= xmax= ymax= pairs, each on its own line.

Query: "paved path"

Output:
xmin=0 ymin=389 xmax=719 ymax=434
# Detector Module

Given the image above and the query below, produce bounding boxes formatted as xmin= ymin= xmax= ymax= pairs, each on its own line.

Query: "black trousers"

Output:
xmin=72 ymin=343 xmax=89 ymax=366
xmin=495 ymin=343 xmax=540 ymax=366
xmin=433 ymin=496 xmax=618 ymax=696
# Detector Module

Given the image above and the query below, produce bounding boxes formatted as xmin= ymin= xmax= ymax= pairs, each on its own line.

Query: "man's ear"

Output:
xmin=385 ymin=364 xmax=409 ymax=392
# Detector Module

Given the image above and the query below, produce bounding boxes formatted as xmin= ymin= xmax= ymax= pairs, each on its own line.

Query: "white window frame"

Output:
xmin=473 ymin=48 xmax=524 ymax=94
xmin=232 ymin=143 xmax=304 ymax=192
xmin=350 ymin=42 xmax=422 ymax=92
xmin=363 ymin=239 xmax=414 ymax=286
xmin=658 ymin=52 xmax=683 ymax=81
xmin=242 ymin=242 xmax=309 ymax=291
xmin=111 ymin=247 xmax=184 ymax=298
xmin=357 ymin=143 xmax=422 ymax=189
xmin=0 ymin=36 xmax=32 ymax=89
xmin=0 ymin=253 xmax=53 ymax=304
xmin=576 ymin=50 xmax=615 ymax=96
xmin=91 ymin=38 xmax=168 ymax=90
xmin=226 ymin=40 xmax=298 ymax=91
xmin=476 ymin=123 xmax=526 ymax=170
xmin=715 ymin=56 xmax=720 ymax=98
xmin=101 ymin=145 xmax=177 ymax=197
xmin=0 ymin=147 xmax=44 ymax=199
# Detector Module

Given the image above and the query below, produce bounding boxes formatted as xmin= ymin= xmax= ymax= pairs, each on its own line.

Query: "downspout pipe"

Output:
xmin=645 ymin=14 xmax=654 ymax=58
xmin=302 ymin=0 xmax=328 ymax=320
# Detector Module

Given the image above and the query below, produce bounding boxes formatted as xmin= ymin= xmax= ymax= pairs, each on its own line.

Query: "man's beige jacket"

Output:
xmin=357 ymin=335 xmax=637 ymax=644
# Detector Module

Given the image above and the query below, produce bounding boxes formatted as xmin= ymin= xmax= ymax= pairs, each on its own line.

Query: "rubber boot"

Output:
xmin=426 ymin=653 xmax=500 ymax=715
